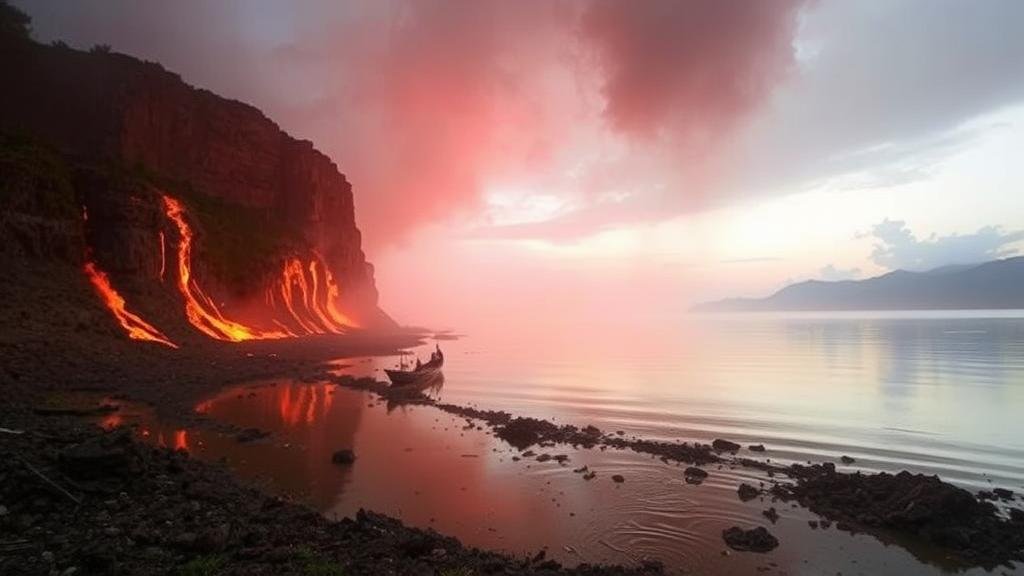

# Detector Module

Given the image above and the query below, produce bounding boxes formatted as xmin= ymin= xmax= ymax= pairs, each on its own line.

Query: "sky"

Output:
xmin=17 ymin=0 xmax=1024 ymax=330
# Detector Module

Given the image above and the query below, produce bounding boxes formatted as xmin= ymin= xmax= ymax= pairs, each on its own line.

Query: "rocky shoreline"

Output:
xmin=330 ymin=373 xmax=1024 ymax=571
xmin=0 ymin=414 xmax=664 ymax=576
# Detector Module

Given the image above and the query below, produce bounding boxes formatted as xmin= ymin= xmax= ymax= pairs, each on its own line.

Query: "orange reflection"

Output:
xmin=174 ymin=429 xmax=189 ymax=451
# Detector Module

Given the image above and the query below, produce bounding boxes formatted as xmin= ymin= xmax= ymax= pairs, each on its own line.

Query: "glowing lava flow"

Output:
xmin=161 ymin=193 xmax=358 ymax=341
xmin=162 ymin=195 xmax=286 ymax=341
xmin=321 ymin=260 xmax=359 ymax=329
xmin=84 ymin=261 xmax=178 ymax=348
xmin=158 ymin=231 xmax=166 ymax=282
xmin=270 ymin=255 xmax=359 ymax=334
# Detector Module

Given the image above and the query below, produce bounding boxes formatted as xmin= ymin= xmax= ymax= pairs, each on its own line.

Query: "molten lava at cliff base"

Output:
xmin=83 ymin=261 xmax=178 ymax=348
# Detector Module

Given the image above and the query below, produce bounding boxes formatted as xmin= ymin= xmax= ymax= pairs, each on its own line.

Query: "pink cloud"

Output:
xmin=582 ymin=0 xmax=806 ymax=143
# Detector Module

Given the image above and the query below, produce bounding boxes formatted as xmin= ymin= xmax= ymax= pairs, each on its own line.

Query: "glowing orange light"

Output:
xmin=158 ymin=231 xmax=166 ymax=282
xmin=162 ymin=195 xmax=287 ymax=341
xmin=174 ymin=429 xmax=189 ymax=451
xmin=84 ymin=261 xmax=178 ymax=348
xmin=322 ymin=259 xmax=360 ymax=329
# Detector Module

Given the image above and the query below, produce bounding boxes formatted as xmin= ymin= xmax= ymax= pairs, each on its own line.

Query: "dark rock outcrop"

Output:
xmin=722 ymin=526 xmax=778 ymax=553
xmin=772 ymin=464 xmax=1024 ymax=567
xmin=712 ymin=439 xmax=741 ymax=452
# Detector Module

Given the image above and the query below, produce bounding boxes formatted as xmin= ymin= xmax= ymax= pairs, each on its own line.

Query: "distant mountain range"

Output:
xmin=692 ymin=257 xmax=1024 ymax=312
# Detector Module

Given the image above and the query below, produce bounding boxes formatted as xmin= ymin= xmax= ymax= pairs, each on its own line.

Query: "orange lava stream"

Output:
xmin=158 ymin=231 xmax=166 ymax=282
xmin=162 ymin=195 xmax=287 ymax=341
xmin=273 ymin=256 xmax=359 ymax=334
xmin=279 ymin=259 xmax=325 ymax=334
xmin=84 ymin=261 xmax=178 ymax=348
xmin=322 ymin=260 xmax=360 ymax=329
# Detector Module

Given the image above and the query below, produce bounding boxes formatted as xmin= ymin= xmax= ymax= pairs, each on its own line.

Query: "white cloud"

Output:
xmin=869 ymin=219 xmax=1024 ymax=271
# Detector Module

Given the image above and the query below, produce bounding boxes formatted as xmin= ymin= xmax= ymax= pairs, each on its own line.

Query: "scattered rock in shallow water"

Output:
xmin=494 ymin=417 xmax=561 ymax=449
xmin=554 ymin=454 xmax=569 ymax=464
xmin=573 ymin=466 xmax=589 ymax=474
xmin=684 ymin=467 xmax=708 ymax=485
xmin=738 ymin=483 xmax=760 ymax=501
xmin=808 ymin=520 xmax=819 ymax=529
xmin=583 ymin=471 xmax=597 ymax=481
xmin=235 ymin=428 xmax=269 ymax=443
xmin=840 ymin=455 xmax=856 ymax=464
xmin=536 ymin=454 xmax=552 ymax=463
xmin=713 ymin=439 xmax=741 ymax=452
xmin=331 ymin=449 xmax=356 ymax=465
xmin=521 ymin=450 xmax=536 ymax=458
xmin=748 ymin=444 xmax=766 ymax=452
xmin=762 ymin=507 xmax=779 ymax=523
xmin=993 ymin=488 xmax=1014 ymax=500
xmin=722 ymin=526 xmax=779 ymax=553
xmin=612 ymin=475 xmax=625 ymax=483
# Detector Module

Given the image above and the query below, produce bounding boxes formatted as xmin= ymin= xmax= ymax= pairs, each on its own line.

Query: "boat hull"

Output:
xmin=385 ymin=365 xmax=442 ymax=386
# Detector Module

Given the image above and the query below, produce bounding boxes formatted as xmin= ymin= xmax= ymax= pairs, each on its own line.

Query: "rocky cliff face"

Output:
xmin=0 ymin=37 xmax=389 ymax=331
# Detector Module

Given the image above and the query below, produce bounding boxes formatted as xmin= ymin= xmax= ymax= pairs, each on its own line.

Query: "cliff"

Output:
xmin=0 ymin=30 xmax=391 ymax=338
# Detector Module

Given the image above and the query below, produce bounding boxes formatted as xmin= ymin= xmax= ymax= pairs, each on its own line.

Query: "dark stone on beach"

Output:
xmin=722 ymin=526 xmax=779 ymax=553
xmin=331 ymin=449 xmax=356 ymax=465
xmin=993 ymin=488 xmax=1014 ymax=500
xmin=772 ymin=463 xmax=1024 ymax=566
xmin=713 ymin=439 xmax=741 ymax=452
xmin=1010 ymin=508 xmax=1024 ymax=523
xmin=840 ymin=455 xmax=856 ymax=464
xmin=808 ymin=520 xmax=819 ymax=529
xmin=583 ymin=471 xmax=597 ymax=481
xmin=749 ymin=444 xmax=766 ymax=452
xmin=536 ymin=454 xmax=552 ymax=463
xmin=684 ymin=467 xmax=708 ymax=485
xmin=494 ymin=417 xmax=561 ymax=449
xmin=612 ymin=475 xmax=625 ymax=484
xmin=59 ymin=430 xmax=141 ymax=479
xmin=554 ymin=454 xmax=569 ymax=464
xmin=738 ymin=483 xmax=760 ymax=502
xmin=235 ymin=428 xmax=269 ymax=443
xmin=762 ymin=507 xmax=779 ymax=523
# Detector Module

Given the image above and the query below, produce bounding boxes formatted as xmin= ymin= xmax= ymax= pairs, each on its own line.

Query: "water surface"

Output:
xmin=122 ymin=311 xmax=1024 ymax=574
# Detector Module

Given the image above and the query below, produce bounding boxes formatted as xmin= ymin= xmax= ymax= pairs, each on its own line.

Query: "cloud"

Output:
xmin=14 ymin=0 xmax=1024 ymax=248
xmin=868 ymin=219 xmax=1024 ymax=271
xmin=581 ymin=0 xmax=805 ymax=141
xmin=728 ymin=0 xmax=1024 ymax=197
xmin=818 ymin=264 xmax=861 ymax=281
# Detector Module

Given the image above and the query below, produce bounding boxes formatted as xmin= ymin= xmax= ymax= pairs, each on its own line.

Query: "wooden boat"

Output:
xmin=385 ymin=349 xmax=444 ymax=386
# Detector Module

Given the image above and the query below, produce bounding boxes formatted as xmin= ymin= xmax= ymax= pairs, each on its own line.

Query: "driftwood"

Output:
xmin=22 ymin=460 xmax=82 ymax=505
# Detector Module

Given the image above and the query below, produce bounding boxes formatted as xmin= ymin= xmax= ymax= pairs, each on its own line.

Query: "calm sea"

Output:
xmin=126 ymin=311 xmax=1024 ymax=575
